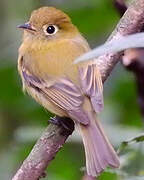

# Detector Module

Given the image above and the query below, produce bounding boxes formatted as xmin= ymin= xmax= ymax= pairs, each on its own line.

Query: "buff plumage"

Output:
xmin=18 ymin=7 xmax=120 ymax=177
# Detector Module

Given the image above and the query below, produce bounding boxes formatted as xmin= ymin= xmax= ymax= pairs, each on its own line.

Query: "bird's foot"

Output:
xmin=49 ymin=116 xmax=74 ymax=135
xmin=49 ymin=116 xmax=61 ymax=126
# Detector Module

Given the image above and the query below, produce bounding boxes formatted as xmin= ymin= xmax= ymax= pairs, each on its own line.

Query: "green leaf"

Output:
xmin=118 ymin=134 xmax=144 ymax=153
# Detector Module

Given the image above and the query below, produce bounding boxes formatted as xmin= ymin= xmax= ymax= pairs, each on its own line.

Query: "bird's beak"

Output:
xmin=17 ymin=23 xmax=36 ymax=31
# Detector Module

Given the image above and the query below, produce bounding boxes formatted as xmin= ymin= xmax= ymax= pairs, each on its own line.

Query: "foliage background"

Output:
xmin=0 ymin=0 xmax=144 ymax=179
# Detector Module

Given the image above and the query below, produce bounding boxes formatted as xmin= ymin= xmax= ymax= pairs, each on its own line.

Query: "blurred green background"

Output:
xmin=0 ymin=0 xmax=144 ymax=179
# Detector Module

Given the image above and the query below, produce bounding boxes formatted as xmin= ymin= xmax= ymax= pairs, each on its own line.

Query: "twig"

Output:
xmin=12 ymin=0 xmax=144 ymax=179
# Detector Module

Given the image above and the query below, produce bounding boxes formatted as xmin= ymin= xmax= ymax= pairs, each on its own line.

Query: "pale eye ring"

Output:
xmin=43 ymin=25 xmax=58 ymax=35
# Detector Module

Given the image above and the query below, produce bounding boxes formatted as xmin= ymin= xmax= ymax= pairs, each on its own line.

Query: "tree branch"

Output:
xmin=97 ymin=0 xmax=144 ymax=82
xmin=114 ymin=0 xmax=144 ymax=120
xmin=12 ymin=0 xmax=144 ymax=179
xmin=12 ymin=118 xmax=74 ymax=180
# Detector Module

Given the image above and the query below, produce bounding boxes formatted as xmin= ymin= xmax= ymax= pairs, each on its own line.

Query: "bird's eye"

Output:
xmin=43 ymin=25 xmax=58 ymax=35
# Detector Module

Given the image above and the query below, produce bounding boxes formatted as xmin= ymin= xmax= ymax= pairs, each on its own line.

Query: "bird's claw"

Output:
xmin=49 ymin=116 xmax=61 ymax=126
xmin=49 ymin=116 xmax=74 ymax=135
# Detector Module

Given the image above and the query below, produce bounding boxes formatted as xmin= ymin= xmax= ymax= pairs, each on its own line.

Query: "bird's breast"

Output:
xmin=20 ymin=38 xmax=88 ymax=85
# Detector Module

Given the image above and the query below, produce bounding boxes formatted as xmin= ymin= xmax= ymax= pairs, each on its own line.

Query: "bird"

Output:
xmin=17 ymin=6 xmax=120 ymax=177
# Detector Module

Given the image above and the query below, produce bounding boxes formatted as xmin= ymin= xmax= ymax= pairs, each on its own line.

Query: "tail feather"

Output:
xmin=77 ymin=111 xmax=120 ymax=177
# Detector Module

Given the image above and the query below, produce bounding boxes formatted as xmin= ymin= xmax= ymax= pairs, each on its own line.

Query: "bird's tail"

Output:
xmin=76 ymin=111 xmax=120 ymax=177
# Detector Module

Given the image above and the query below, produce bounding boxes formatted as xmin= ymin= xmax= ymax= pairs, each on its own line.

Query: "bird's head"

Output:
xmin=18 ymin=7 xmax=78 ymax=40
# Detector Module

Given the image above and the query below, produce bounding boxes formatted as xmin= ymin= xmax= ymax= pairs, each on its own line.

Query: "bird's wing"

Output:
xmin=79 ymin=63 xmax=104 ymax=113
xmin=22 ymin=67 xmax=89 ymax=125
xmin=71 ymin=38 xmax=104 ymax=113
